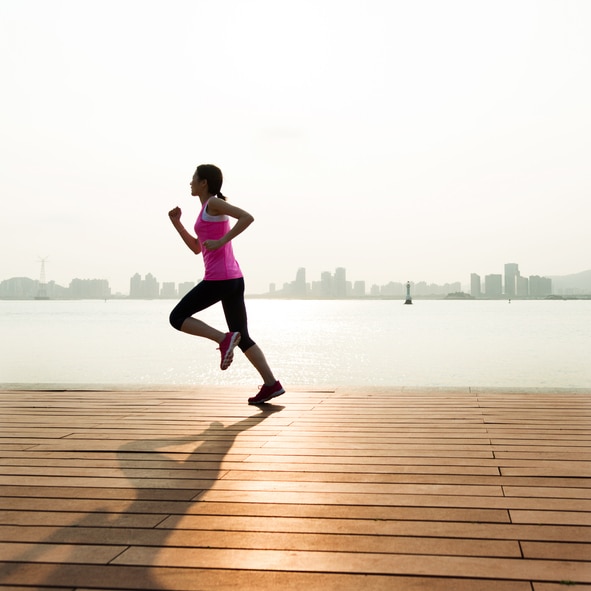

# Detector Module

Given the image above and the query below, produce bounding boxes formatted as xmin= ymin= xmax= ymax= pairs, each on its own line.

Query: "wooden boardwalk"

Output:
xmin=0 ymin=386 xmax=590 ymax=591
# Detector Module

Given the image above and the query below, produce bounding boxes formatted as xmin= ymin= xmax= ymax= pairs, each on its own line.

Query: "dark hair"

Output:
xmin=195 ymin=164 xmax=226 ymax=200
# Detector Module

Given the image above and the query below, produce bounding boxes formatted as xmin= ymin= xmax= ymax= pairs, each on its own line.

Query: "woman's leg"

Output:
xmin=180 ymin=317 xmax=225 ymax=343
xmin=170 ymin=282 xmax=228 ymax=344
xmin=221 ymin=279 xmax=278 ymax=386
xmin=170 ymin=281 xmax=242 ymax=370
xmin=243 ymin=344 xmax=277 ymax=385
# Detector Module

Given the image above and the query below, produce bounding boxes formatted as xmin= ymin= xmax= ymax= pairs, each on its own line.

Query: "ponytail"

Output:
xmin=195 ymin=164 xmax=225 ymax=199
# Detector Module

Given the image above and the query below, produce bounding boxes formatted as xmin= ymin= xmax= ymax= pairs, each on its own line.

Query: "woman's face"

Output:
xmin=190 ymin=176 xmax=207 ymax=197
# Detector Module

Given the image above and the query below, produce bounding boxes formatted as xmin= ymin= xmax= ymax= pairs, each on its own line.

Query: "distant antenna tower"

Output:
xmin=35 ymin=257 xmax=50 ymax=300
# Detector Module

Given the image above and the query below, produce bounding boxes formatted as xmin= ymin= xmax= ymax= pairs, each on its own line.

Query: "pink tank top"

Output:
xmin=194 ymin=198 xmax=243 ymax=281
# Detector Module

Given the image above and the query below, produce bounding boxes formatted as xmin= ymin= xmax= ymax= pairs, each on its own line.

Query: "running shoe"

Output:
xmin=248 ymin=381 xmax=285 ymax=405
xmin=218 ymin=332 xmax=241 ymax=370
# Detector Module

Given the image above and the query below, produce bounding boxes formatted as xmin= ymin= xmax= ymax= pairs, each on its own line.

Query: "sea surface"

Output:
xmin=1 ymin=299 xmax=590 ymax=390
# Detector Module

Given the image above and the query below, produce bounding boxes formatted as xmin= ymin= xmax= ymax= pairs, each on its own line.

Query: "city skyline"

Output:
xmin=2 ymin=262 xmax=590 ymax=300
xmin=470 ymin=263 xmax=553 ymax=298
xmin=7 ymin=253 xmax=589 ymax=297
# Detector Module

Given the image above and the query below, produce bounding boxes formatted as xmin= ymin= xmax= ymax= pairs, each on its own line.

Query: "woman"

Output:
xmin=168 ymin=164 xmax=284 ymax=405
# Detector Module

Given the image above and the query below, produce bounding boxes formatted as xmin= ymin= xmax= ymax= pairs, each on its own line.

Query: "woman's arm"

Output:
xmin=202 ymin=198 xmax=255 ymax=251
xmin=168 ymin=206 xmax=201 ymax=255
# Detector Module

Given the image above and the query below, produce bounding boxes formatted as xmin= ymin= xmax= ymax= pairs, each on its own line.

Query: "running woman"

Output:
xmin=168 ymin=164 xmax=284 ymax=405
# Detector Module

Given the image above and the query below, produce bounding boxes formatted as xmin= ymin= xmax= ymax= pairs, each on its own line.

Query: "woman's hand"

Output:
xmin=202 ymin=239 xmax=223 ymax=251
xmin=168 ymin=206 xmax=182 ymax=223
xmin=169 ymin=206 xmax=201 ymax=254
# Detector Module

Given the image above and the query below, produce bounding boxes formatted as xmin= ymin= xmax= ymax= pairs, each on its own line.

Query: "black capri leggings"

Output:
xmin=169 ymin=277 xmax=255 ymax=352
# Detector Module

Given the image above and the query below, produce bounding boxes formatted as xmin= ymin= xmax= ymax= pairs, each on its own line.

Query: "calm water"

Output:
xmin=1 ymin=299 xmax=590 ymax=389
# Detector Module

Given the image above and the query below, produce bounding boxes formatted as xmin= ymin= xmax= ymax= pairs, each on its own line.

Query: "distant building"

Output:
xmin=160 ymin=282 xmax=177 ymax=299
xmin=516 ymin=275 xmax=529 ymax=297
xmin=413 ymin=282 xmax=461 ymax=296
xmin=470 ymin=273 xmax=481 ymax=298
xmin=485 ymin=274 xmax=503 ymax=297
xmin=529 ymin=275 xmax=552 ymax=296
xmin=320 ymin=271 xmax=332 ymax=297
xmin=334 ymin=267 xmax=347 ymax=298
xmin=178 ymin=282 xmax=196 ymax=297
xmin=69 ymin=278 xmax=111 ymax=299
xmin=144 ymin=273 xmax=159 ymax=298
xmin=380 ymin=282 xmax=406 ymax=296
xmin=130 ymin=273 xmax=160 ymax=299
xmin=309 ymin=280 xmax=323 ymax=297
xmin=293 ymin=267 xmax=307 ymax=297
xmin=130 ymin=273 xmax=142 ymax=298
xmin=504 ymin=263 xmax=519 ymax=296
xmin=352 ymin=280 xmax=366 ymax=297
xmin=0 ymin=277 xmax=37 ymax=299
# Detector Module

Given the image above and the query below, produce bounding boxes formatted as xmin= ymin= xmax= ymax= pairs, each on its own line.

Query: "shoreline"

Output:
xmin=2 ymin=383 xmax=591 ymax=394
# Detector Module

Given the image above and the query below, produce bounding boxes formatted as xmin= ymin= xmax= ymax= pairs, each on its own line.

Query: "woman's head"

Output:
xmin=193 ymin=164 xmax=226 ymax=200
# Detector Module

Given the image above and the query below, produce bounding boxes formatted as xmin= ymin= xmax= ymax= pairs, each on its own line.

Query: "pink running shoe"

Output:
xmin=218 ymin=332 xmax=241 ymax=370
xmin=248 ymin=381 xmax=285 ymax=405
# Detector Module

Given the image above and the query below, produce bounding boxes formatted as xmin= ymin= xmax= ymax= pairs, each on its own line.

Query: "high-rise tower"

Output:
xmin=504 ymin=263 xmax=519 ymax=297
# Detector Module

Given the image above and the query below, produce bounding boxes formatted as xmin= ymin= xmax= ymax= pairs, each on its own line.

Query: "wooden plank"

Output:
xmin=0 ymin=563 xmax=534 ymax=591
xmin=1 ymin=387 xmax=590 ymax=590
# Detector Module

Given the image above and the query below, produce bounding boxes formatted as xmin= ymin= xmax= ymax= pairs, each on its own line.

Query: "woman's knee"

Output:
xmin=169 ymin=308 xmax=186 ymax=331
xmin=238 ymin=335 xmax=256 ymax=352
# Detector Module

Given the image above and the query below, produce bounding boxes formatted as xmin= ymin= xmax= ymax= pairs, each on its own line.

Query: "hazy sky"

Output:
xmin=1 ymin=0 xmax=590 ymax=295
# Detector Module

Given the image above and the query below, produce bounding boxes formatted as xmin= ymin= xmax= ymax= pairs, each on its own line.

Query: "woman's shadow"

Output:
xmin=0 ymin=402 xmax=284 ymax=589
